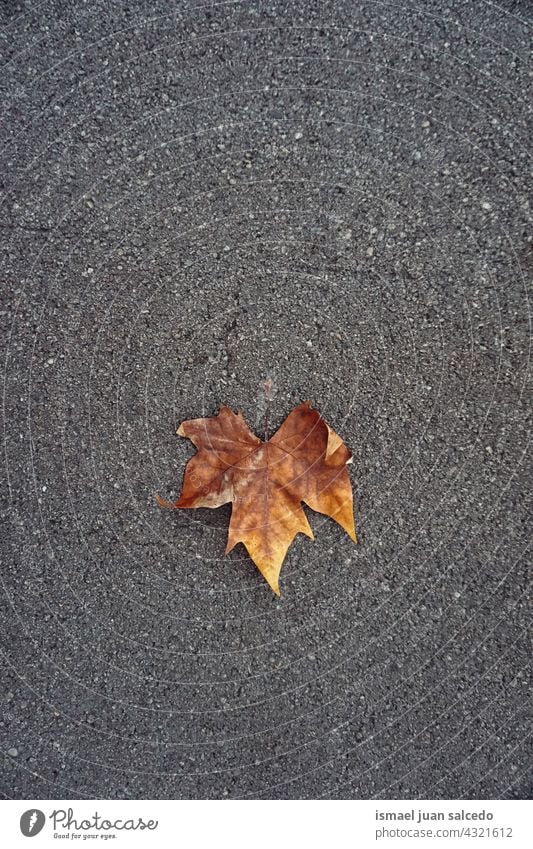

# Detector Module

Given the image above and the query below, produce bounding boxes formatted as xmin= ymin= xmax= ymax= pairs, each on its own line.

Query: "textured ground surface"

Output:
xmin=0 ymin=0 xmax=531 ymax=800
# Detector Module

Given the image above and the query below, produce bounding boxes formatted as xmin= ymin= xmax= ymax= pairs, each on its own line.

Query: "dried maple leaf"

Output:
xmin=157 ymin=402 xmax=356 ymax=595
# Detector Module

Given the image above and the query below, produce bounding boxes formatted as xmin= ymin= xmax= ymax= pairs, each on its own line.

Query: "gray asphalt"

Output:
xmin=0 ymin=0 xmax=531 ymax=800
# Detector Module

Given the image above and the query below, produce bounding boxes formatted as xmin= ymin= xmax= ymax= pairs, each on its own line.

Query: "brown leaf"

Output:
xmin=157 ymin=402 xmax=357 ymax=595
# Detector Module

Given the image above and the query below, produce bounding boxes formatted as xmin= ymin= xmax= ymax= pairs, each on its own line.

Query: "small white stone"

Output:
xmin=481 ymin=201 xmax=492 ymax=211
xmin=366 ymin=246 xmax=374 ymax=257
xmin=7 ymin=747 xmax=18 ymax=757
xmin=294 ymin=131 xmax=303 ymax=139
xmin=421 ymin=119 xmax=430 ymax=128
xmin=47 ymin=358 xmax=54 ymax=365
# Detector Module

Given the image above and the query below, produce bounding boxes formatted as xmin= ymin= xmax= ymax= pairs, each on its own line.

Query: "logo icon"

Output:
xmin=20 ymin=810 xmax=45 ymax=837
